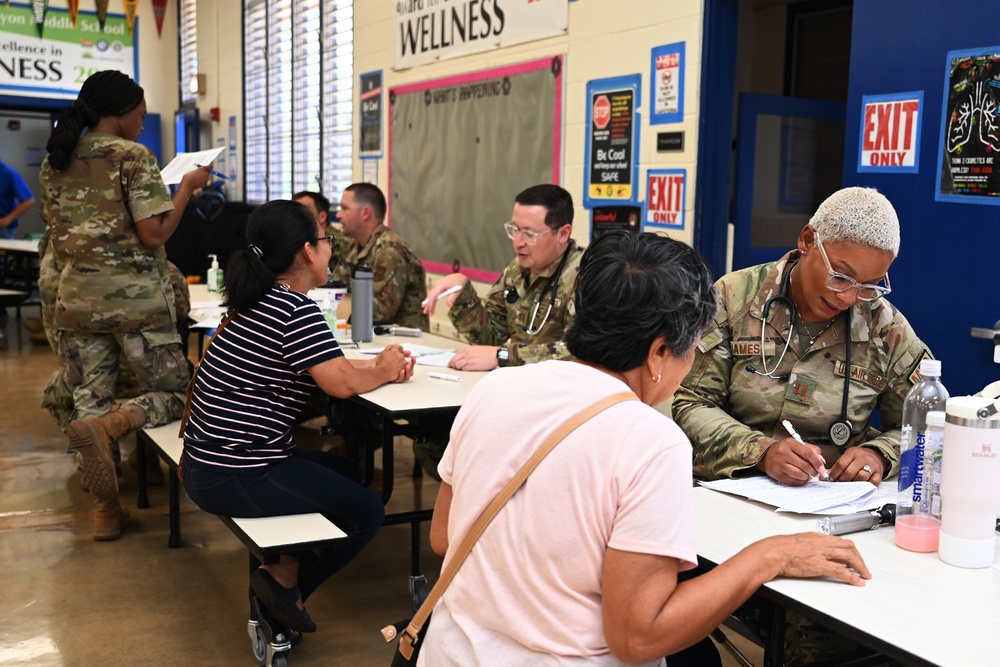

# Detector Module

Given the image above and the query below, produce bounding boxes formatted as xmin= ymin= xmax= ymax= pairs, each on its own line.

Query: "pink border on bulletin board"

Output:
xmin=388 ymin=55 xmax=564 ymax=283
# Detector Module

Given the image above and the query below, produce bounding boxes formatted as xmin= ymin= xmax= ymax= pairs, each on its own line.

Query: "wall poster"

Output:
xmin=591 ymin=205 xmax=641 ymax=241
xmin=858 ymin=91 xmax=922 ymax=174
xmin=359 ymin=70 xmax=383 ymax=158
xmin=650 ymin=42 xmax=684 ymax=125
xmin=936 ymin=47 xmax=1000 ymax=205
xmin=0 ymin=4 xmax=138 ymax=100
xmin=584 ymin=74 xmax=640 ymax=208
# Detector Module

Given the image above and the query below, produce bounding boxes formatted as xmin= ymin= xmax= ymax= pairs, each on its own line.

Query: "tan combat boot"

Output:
xmin=67 ymin=404 xmax=147 ymax=540
xmin=93 ymin=497 xmax=132 ymax=541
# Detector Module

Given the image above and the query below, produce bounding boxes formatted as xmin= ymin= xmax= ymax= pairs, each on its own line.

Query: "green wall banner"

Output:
xmin=0 ymin=4 xmax=138 ymax=100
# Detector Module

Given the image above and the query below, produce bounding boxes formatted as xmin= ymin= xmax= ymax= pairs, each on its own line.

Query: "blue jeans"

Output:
xmin=0 ymin=225 xmax=15 ymax=239
xmin=181 ymin=446 xmax=384 ymax=601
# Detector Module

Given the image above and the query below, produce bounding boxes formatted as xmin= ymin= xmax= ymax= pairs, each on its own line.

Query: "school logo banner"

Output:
xmin=0 ymin=3 xmax=137 ymax=100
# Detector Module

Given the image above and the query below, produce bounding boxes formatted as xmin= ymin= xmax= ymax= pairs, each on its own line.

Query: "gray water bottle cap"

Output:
xmin=919 ymin=358 xmax=941 ymax=378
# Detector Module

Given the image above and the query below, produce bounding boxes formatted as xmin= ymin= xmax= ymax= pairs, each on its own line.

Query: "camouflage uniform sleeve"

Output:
xmin=672 ymin=308 xmax=778 ymax=480
xmin=167 ymin=261 xmax=191 ymax=324
xmin=511 ymin=339 xmax=572 ymax=365
xmin=449 ymin=275 xmax=511 ymax=346
xmin=369 ymin=241 xmax=408 ymax=324
xmin=857 ymin=322 xmax=932 ymax=478
xmin=122 ymin=147 xmax=173 ymax=222
xmin=325 ymin=223 xmax=351 ymax=273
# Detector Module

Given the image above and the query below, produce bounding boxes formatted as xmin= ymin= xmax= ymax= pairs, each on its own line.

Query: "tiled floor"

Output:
xmin=0 ymin=308 xmax=761 ymax=667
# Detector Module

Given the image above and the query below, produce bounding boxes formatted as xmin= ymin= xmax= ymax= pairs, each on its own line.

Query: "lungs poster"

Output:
xmin=937 ymin=47 xmax=1000 ymax=205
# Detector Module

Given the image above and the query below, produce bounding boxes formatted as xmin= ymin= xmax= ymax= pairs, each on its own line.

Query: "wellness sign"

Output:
xmin=0 ymin=5 xmax=137 ymax=101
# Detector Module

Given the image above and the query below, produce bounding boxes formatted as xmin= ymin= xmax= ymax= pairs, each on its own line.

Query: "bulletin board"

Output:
xmin=389 ymin=56 xmax=563 ymax=281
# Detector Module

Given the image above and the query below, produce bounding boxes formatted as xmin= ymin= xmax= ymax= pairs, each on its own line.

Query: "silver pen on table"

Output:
xmin=428 ymin=372 xmax=461 ymax=382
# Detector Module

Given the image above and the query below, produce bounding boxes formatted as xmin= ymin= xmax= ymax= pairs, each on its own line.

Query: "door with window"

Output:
xmin=732 ymin=93 xmax=846 ymax=271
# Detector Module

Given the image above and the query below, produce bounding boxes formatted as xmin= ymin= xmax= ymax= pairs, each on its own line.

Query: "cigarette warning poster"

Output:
xmin=936 ymin=47 xmax=1000 ymax=205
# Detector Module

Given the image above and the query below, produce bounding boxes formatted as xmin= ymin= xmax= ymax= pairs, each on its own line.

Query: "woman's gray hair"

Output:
xmin=809 ymin=187 xmax=900 ymax=257
xmin=564 ymin=232 xmax=717 ymax=373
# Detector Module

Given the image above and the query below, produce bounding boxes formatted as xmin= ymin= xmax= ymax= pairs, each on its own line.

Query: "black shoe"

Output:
xmin=250 ymin=569 xmax=317 ymax=633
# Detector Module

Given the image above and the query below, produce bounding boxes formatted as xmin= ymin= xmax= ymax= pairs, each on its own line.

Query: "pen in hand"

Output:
xmin=421 ymin=285 xmax=462 ymax=306
xmin=194 ymin=164 xmax=229 ymax=180
xmin=782 ymin=419 xmax=830 ymax=481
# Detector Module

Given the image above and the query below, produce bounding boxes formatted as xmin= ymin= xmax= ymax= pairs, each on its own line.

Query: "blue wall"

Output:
xmin=846 ymin=1 xmax=1000 ymax=395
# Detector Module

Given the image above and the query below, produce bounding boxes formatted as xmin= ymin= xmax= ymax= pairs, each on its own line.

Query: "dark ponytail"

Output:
xmin=46 ymin=70 xmax=145 ymax=171
xmin=222 ymin=200 xmax=318 ymax=312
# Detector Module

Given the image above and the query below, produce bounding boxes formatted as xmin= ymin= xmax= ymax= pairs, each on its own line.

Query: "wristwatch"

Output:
xmin=496 ymin=346 xmax=509 ymax=368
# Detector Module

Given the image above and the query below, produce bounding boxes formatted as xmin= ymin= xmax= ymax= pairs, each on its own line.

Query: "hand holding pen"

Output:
xmin=194 ymin=163 xmax=229 ymax=180
xmin=782 ymin=419 xmax=830 ymax=481
xmin=756 ymin=420 xmax=830 ymax=486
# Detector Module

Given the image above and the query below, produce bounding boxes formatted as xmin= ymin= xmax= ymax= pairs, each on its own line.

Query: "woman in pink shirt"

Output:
xmin=421 ymin=232 xmax=870 ymax=667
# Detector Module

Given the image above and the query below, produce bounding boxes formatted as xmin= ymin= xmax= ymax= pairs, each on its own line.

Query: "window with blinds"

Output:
xmin=243 ymin=0 xmax=354 ymax=205
xmin=179 ymin=0 xmax=198 ymax=105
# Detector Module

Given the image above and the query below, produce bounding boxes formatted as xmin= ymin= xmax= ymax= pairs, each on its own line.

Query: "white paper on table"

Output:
xmin=359 ymin=344 xmax=456 ymax=357
xmin=801 ymin=482 xmax=897 ymax=515
xmin=188 ymin=307 xmax=226 ymax=330
xmin=192 ymin=316 xmax=223 ymax=330
xmin=159 ymin=147 xmax=225 ymax=185
xmin=699 ymin=476 xmax=878 ymax=514
xmin=413 ymin=351 xmax=456 ymax=367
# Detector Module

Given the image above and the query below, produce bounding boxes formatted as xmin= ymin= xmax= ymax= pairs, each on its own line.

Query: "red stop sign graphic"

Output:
xmin=593 ymin=95 xmax=611 ymax=129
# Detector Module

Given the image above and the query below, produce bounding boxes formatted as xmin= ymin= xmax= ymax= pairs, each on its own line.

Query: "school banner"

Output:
xmin=0 ymin=3 xmax=137 ymax=100
xmin=393 ymin=0 xmax=567 ymax=70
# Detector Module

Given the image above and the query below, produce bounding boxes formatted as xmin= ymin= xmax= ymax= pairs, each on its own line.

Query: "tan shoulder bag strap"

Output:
xmin=178 ymin=311 xmax=235 ymax=438
xmin=387 ymin=390 xmax=638 ymax=659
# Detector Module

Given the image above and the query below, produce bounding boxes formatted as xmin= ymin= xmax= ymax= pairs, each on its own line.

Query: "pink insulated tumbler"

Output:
xmin=938 ymin=392 xmax=1000 ymax=568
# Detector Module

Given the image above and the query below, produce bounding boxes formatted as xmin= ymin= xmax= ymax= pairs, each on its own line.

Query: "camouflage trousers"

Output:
xmin=56 ymin=328 xmax=189 ymax=430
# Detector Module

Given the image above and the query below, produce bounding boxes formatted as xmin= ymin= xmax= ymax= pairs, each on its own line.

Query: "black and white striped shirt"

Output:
xmin=183 ymin=284 xmax=343 ymax=472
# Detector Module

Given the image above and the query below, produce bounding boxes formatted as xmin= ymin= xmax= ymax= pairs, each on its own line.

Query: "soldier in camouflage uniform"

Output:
xmin=40 ymin=236 xmax=191 ymax=486
xmin=39 ymin=70 xmax=210 ymax=540
xmin=293 ymin=190 xmax=350 ymax=270
xmin=329 ymin=183 xmax=428 ymax=330
xmin=424 ymin=183 xmax=582 ymax=369
xmin=673 ymin=187 xmax=931 ymax=665
xmin=416 ymin=184 xmax=583 ymax=477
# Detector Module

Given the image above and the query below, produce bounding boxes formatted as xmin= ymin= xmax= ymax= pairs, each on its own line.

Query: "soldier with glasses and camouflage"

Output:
xmin=672 ymin=187 xmax=933 ymax=666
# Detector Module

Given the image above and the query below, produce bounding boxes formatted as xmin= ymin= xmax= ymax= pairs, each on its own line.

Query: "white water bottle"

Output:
xmin=895 ymin=359 xmax=949 ymax=552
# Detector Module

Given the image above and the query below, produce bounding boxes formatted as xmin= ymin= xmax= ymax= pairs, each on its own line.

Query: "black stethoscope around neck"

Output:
xmin=747 ymin=260 xmax=854 ymax=448
xmin=503 ymin=247 xmax=570 ymax=335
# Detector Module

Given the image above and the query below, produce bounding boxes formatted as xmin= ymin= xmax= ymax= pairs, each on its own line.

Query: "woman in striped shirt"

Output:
xmin=181 ymin=199 xmax=412 ymax=637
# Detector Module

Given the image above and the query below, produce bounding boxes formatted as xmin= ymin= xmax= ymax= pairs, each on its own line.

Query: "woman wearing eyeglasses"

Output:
xmin=673 ymin=187 xmax=932 ymax=488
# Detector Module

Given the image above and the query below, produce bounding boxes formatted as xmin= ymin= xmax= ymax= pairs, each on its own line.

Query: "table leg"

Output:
xmin=136 ymin=432 xmax=150 ymax=509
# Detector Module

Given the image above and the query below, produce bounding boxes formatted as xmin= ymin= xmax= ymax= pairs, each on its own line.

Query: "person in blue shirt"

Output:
xmin=0 ymin=155 xmax=35 ymax=239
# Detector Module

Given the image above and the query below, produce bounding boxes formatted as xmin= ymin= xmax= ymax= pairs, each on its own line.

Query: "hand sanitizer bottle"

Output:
xmin=207 ymin=254 xmax=223 ymax=294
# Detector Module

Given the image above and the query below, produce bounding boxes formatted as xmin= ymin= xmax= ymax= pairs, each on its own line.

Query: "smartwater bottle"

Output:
xmin=895 ymin=359 xmax=949 ymax=552
xmin=351 ymin=265 xmax=374 ymax=344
